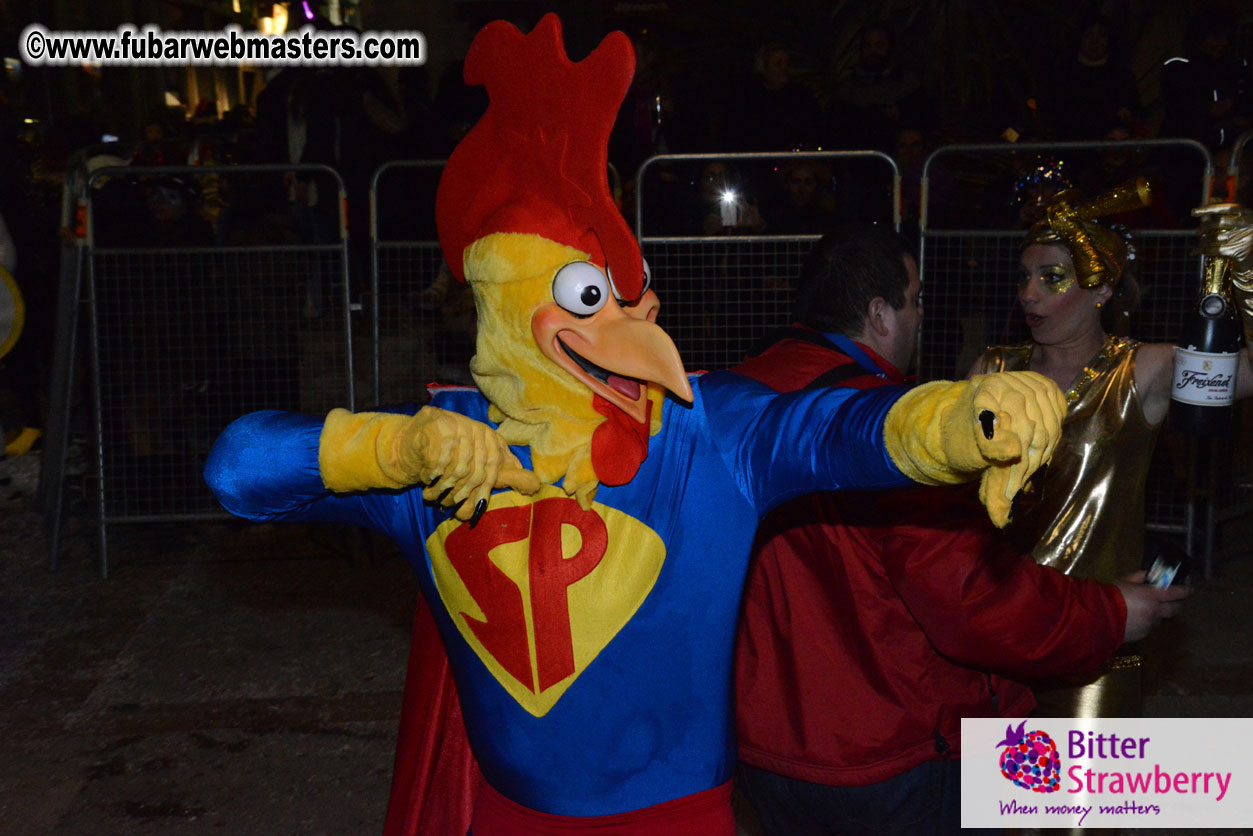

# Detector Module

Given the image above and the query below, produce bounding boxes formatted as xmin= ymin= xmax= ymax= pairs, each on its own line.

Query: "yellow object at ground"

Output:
xmin=3 ymin=426 xmax=41 ymax=458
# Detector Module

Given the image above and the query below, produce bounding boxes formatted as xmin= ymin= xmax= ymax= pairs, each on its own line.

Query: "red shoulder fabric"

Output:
xmin=733 ymin=327 xmax=903 ymax=391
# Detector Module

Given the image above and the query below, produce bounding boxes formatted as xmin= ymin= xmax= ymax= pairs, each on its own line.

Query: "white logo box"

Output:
xmin=961 ymin=717 xmax=1253 ymax=829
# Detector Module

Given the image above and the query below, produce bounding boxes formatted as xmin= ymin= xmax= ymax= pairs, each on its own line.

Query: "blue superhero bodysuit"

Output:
xmin=205 ymin=371 xmax=909 ymax=818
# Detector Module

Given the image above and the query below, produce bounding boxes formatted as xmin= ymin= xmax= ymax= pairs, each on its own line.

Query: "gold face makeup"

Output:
xmin=1043 ymin=264 xmax=1077 ymax=295
xmin=1019 ymin=262 xmax=1077 ymax=295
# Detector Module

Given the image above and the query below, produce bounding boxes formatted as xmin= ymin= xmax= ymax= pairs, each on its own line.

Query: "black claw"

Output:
xmin=468 ymin=498 xmax=488 ymax=528
xmin=1010 ymin=463 xmax=1048 ymax=522
xmin=435 ymin=486 xmax=453 ymax=504
xmin=979 ymin=410 xmax=996 ymax=440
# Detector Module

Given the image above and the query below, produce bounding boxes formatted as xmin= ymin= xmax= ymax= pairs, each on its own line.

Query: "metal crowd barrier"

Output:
xmin=366 ymin=160 xmax=458 ymax=407
xmin=635 ymin=151 xmax=900 ymax=371
xmin=45 ymin=162 xmax=354 ymax=577
xmin=47 ymin=139 xmax=1252 ymax=577
xmin=365 ymin=152 xmax=902 ymax=397
xmin=918 ymin=138 xmax=1222 ymax=571
xmin=40 ymin=145 xmax=103 ymax=565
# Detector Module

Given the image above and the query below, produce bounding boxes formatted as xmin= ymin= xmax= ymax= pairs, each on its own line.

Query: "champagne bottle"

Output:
xmin=1171 ymin=255 xmax=1242 ymax=436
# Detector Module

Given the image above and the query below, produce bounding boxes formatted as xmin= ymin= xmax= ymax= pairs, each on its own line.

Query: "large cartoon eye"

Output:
xmin=552 ymin=261 xmax=609 ymax=316
xmin=607 ymin=257 xmax=652 ymax=302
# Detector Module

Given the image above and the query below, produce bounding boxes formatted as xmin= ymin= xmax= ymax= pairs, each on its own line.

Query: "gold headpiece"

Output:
xmin=1025 ymin=177 xmax=1152 ymax=288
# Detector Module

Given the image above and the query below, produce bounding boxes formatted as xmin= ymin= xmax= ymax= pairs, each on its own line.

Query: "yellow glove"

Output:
xmin=319 ymin=406 xmax=541 ymax=523
xmin=884 ymin=372 xmax=1067 ymax=527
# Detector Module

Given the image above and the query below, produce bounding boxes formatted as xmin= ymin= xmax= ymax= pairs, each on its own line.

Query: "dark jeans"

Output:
xmin=737 ymin=759 xmax=997 ymax=836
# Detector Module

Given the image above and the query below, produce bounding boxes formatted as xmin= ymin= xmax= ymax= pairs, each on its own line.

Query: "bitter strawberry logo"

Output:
xmin=996 ymin=721 xmax=1061 ymax=793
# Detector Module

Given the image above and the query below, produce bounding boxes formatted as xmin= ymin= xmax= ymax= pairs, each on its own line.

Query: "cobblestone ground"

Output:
xmin=0 ymin=450 xmax=417 ymax=836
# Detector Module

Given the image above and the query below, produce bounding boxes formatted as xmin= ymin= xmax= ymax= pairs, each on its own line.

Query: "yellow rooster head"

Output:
xmin=435 ymin=14 xmax=692 ymax=506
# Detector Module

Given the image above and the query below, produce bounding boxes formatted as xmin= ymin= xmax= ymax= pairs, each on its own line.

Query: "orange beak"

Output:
xmin=532 ymin=289 xmax=693 ymax=424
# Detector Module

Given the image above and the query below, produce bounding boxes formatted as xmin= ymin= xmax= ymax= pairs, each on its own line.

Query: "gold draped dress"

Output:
xmin=978 ymin=336 xmax=1160 ymax=717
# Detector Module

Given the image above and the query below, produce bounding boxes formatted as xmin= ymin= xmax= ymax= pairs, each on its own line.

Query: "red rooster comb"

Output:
xmin=435 ymin=14 xmax=645 ymax=298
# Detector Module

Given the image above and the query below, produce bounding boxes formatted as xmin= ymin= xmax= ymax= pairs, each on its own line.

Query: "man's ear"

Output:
xmin=867 ymin=297 xmax=891 ymax=337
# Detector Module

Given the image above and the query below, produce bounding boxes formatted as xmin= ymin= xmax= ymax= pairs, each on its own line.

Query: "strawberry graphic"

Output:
xmin=996 ymin=720 xmax=1061 ymax=793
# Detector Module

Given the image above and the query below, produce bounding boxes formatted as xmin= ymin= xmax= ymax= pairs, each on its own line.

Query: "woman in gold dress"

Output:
xmin=969 ymin=185 xmax=1251 ymax=718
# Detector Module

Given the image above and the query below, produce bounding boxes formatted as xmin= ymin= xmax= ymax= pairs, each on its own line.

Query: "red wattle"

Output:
xmin=589 ymin=394 xmax=652 ymax=486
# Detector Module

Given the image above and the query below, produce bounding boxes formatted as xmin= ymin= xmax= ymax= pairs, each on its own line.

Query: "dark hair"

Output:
xmin=792 ymin=224 xmax=914 ymax=334
xmin=1103 ymin=252 xmax=1141 ymax=336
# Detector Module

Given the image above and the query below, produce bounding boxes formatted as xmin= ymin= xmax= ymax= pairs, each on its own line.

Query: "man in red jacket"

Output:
xmin=731 ymin=225 xmax=1189 ymax=835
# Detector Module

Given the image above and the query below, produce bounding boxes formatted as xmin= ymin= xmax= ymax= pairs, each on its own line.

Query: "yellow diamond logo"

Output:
xmin=425 ymin=485 xmax=665 ymax=716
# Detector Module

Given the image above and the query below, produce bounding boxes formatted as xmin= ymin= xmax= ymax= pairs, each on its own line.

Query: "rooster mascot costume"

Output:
xmin=207 ymin=14 xmax=1066 ymax=835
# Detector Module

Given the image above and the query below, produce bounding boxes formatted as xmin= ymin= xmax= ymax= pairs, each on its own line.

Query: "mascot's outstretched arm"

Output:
xmin=320 ymin=407 xmax=540 ymax=522
xmin=883 ymin=371 xmax=1067 ymax=528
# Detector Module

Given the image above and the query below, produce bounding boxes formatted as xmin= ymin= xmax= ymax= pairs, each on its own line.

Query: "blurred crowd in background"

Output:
xmin=1 ymin=0 xmax=1252 ymax=445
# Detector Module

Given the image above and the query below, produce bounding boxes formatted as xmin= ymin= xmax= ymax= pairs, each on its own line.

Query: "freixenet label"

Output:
xmin=962 ymin=718 xmax=1252 ymax=829
xmin=1171 ymin=347 xmax=1238 ymax=406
